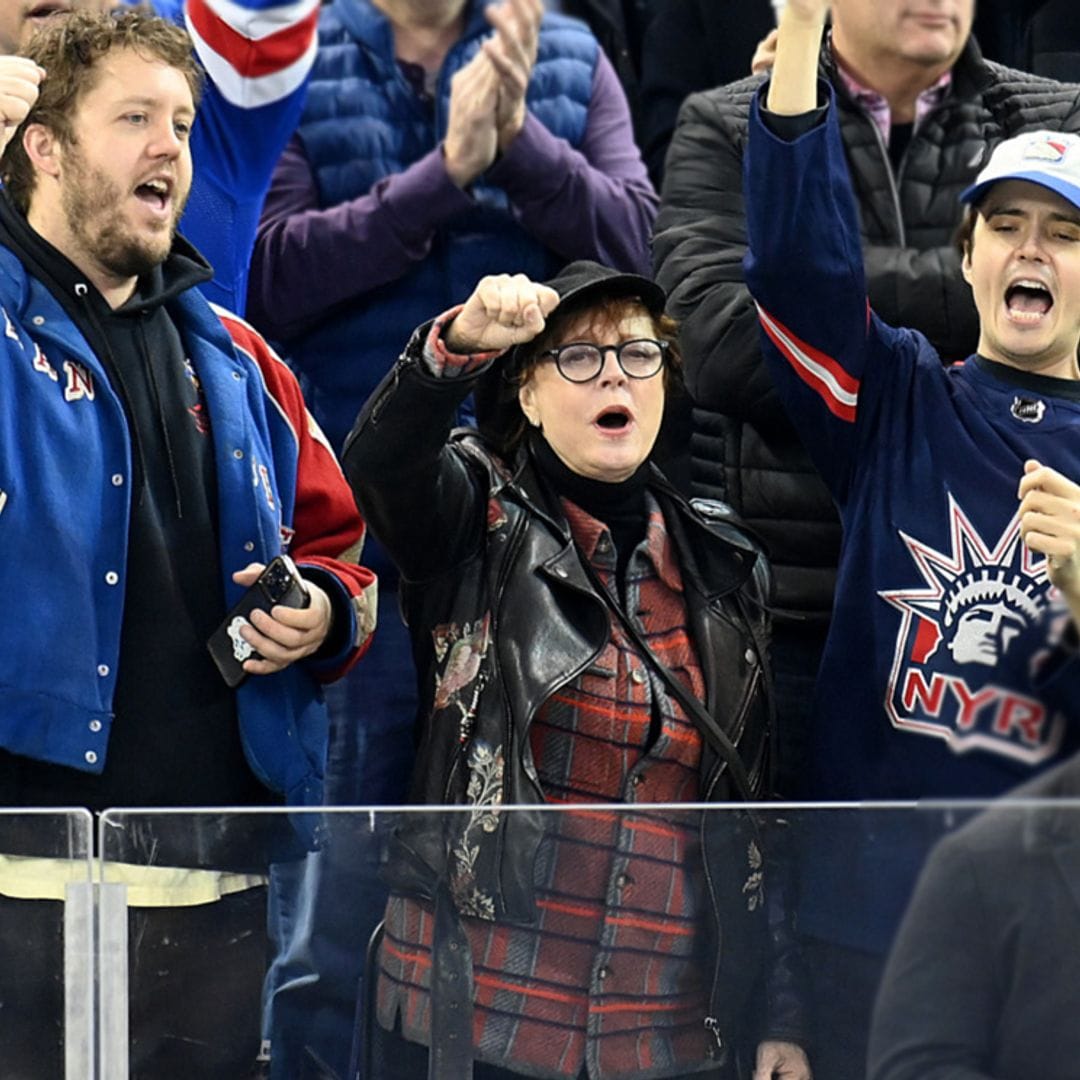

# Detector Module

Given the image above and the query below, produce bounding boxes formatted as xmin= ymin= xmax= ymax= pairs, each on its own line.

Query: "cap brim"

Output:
xmin=960 ymin=170 xmax=1080 ymax=212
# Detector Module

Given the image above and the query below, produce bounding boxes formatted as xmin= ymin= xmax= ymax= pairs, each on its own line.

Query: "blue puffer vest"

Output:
xmin=290 ymin=0 xmax=597 ymax=453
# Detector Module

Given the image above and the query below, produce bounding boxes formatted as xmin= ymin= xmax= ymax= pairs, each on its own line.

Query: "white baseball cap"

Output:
xmin=960 ymin=130 xmax=1080 ymax=211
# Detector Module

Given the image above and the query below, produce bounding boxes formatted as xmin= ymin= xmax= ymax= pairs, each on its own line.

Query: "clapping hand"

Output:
xmin=483 ymin=0 xmax=541 ymax=151
xmin=444 ymin=47 xmax=500 ymax=188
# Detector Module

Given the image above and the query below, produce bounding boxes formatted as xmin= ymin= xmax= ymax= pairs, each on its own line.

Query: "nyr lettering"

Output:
xmin=879 ymin=495 xmax=1064 ymax=766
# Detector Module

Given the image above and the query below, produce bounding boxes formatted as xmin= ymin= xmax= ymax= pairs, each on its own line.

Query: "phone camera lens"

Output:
xmin=265 ymin=566 xmax=289 ymax=601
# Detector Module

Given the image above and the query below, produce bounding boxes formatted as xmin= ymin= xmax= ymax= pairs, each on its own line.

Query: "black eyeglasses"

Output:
xmin=537 ymin=339 xmax=669 ymax=383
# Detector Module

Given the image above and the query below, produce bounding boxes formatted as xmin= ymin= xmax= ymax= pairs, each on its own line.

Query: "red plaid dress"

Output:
xmin=377 ymin=497 xmax=719 ymax=1079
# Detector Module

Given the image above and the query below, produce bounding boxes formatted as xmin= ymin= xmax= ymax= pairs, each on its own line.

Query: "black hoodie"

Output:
xmin=0 ymin=193 xmax=270 ymax=818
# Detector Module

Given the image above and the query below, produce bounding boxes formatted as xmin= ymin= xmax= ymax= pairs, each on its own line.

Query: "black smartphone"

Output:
xmin=207 ymin=555 xmax=311 ymax=688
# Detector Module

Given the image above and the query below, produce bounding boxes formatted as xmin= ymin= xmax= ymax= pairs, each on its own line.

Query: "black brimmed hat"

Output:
xmin=539 ymin=259 xmax=667 ymax=316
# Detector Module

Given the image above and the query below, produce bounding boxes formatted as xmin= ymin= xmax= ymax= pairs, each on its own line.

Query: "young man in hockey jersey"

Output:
xmin=740 ymin=0 xmax=1080 ymax=1076
xmin=0 ymin=11 xmax=375 ymax=1075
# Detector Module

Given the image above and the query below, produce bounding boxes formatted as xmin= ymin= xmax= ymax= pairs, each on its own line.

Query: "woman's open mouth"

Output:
xmin=593 ymin=405 xmax=633 ymax=433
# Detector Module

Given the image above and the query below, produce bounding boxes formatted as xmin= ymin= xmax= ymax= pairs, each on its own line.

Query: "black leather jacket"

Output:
xmin=655 ymin=38 xmax=1080 ymax=619
xmin=343 ymin=325 xmax=807 ymax=1076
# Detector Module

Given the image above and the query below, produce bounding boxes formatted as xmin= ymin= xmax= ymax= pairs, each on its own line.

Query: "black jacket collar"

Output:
xmin=499 ymin=441 xmax=760 ymax=599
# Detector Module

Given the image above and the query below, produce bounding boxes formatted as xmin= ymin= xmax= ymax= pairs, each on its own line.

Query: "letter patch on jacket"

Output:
xmin=32 ymin=343 xmax=57 ymax=382
xmin=63 ymin=361 xmax=95 ymax=402
xmin=4 ymin=307 xmax=22 ymax=346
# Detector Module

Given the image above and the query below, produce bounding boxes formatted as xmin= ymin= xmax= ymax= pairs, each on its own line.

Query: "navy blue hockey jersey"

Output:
xmin=744 ymin=91 xmax=1080 ymax=805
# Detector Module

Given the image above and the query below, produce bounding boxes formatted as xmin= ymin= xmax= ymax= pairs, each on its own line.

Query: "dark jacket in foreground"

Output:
xmin=342 ymin=325 xmax=806 ymax=1075
xmin=868 ymin=753 xmax=1080 ymax=1080
xmin=654 ymin=38 xmax=1080 ymax=619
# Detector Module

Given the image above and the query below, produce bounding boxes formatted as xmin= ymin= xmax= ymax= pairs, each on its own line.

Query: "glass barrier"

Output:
xmin=94 ymin=797 xmax=1080 ymax=1080
xmin=0 ymin=809 xmax=94 ymax=1080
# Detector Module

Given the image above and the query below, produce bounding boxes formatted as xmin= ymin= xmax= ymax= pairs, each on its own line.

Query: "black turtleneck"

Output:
xmin=0 ymin=193 xmax=270 ymax=824
xmin=529 ymin=431 xmax=650 ymax=587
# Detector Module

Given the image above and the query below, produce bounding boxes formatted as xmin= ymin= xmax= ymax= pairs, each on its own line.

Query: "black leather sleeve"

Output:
xmin=341 ymin=323 xmax=487 ymax=582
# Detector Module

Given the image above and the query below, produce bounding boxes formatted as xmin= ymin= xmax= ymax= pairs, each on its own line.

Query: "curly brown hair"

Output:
xmin=1 ymin=9 xmax=203 ymax=213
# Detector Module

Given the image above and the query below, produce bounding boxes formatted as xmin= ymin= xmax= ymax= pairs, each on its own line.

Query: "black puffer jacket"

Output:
xmin=343 ymin=324 xmax=807 ymax=1077
xmin=654 ymin=38 xmax=1080 ymax=620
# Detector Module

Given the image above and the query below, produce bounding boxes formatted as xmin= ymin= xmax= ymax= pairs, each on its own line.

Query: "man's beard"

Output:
xmin=61 ymin=145 xmax=186 ymax=281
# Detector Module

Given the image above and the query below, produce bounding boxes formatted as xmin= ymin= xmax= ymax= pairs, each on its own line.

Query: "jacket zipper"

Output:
xmin=702 ymin=629 xmax=764 ymax=795
xmin=704 ymin=1015 xmax=724 ymax=1055
xmin=366 ymin=356 xmax=404 ymax=427
xmin=857 ymin=103 xmax=908 ymax=248
xmin=700 ymin=765 xmax=725 ymax=1058
xmin=698 ymin=653 xmax=765 ymax=1053
xmin=851 ymin=90 xmax=955 ymax=247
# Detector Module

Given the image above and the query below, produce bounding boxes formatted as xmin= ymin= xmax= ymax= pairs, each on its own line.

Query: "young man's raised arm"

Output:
xmin=765 ymin=0 xmax=826 ymax=116
xmin=742 ymin=0 xmax=895 ymax=505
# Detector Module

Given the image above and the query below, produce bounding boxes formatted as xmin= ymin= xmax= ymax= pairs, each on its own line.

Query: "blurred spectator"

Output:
xmin=0 ymin=0 xmax=72 ymax=49
xmin=343 ymin=263 xmax=808 ymax=1080
xmin=747 ymin=2 xmax=1080 ymax=84
xmin=546 ymin=0 xmax=660 ymax=137
xmin=637 ymin=0 xmax=775 ymax=187
xmin=869 ymin=751 xmax=1080 ymax=1080
xmin=249 ymin=0 xmax=656 ymax=452
xmin=0 ymin=10 xmax=375 ymax=1077
xmin=973 ymin=0 xmax=1046 ymax=68
xmin=247 ymin=0 xmax=655 ymax=1074
xmin=1023 ymin=0 xmax=1080 ymax=82
xmin=740 ymin=1 xmax=1080 ymax=1075
xmin=975 ymin=0 xmax=1080 ymax=80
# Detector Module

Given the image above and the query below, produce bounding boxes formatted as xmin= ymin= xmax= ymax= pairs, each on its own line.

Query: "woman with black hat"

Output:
xmin=342 ymin=263 xmax=811 ymax=1080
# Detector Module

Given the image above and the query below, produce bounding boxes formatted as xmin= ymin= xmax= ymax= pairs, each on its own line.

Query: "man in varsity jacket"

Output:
xmin=0 ymin=12 xmax=375 ymax=1075
xmin=741 ymin=1 xmax=1080 ymax=1077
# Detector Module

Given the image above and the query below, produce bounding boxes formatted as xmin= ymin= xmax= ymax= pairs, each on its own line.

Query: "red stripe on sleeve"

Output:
xmin=758 ymin=307 xmax=858 ymax=423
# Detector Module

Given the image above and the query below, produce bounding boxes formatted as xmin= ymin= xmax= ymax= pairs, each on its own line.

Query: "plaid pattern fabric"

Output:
xmin=378 ymin=497 xmax=720 ymax=1079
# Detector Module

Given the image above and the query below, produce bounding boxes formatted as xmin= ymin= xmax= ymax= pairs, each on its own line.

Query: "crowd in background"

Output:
xmin=0 ymin=1 xmax=1078 ymax=1079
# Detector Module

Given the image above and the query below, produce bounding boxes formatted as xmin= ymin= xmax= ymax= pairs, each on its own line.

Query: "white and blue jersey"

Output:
xmin=152 ymin=0 xmax=318 ymax=313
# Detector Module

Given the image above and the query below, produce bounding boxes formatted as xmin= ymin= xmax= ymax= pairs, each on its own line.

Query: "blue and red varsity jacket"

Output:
xmin=0 ymin=244 xmax=376 ymax=807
